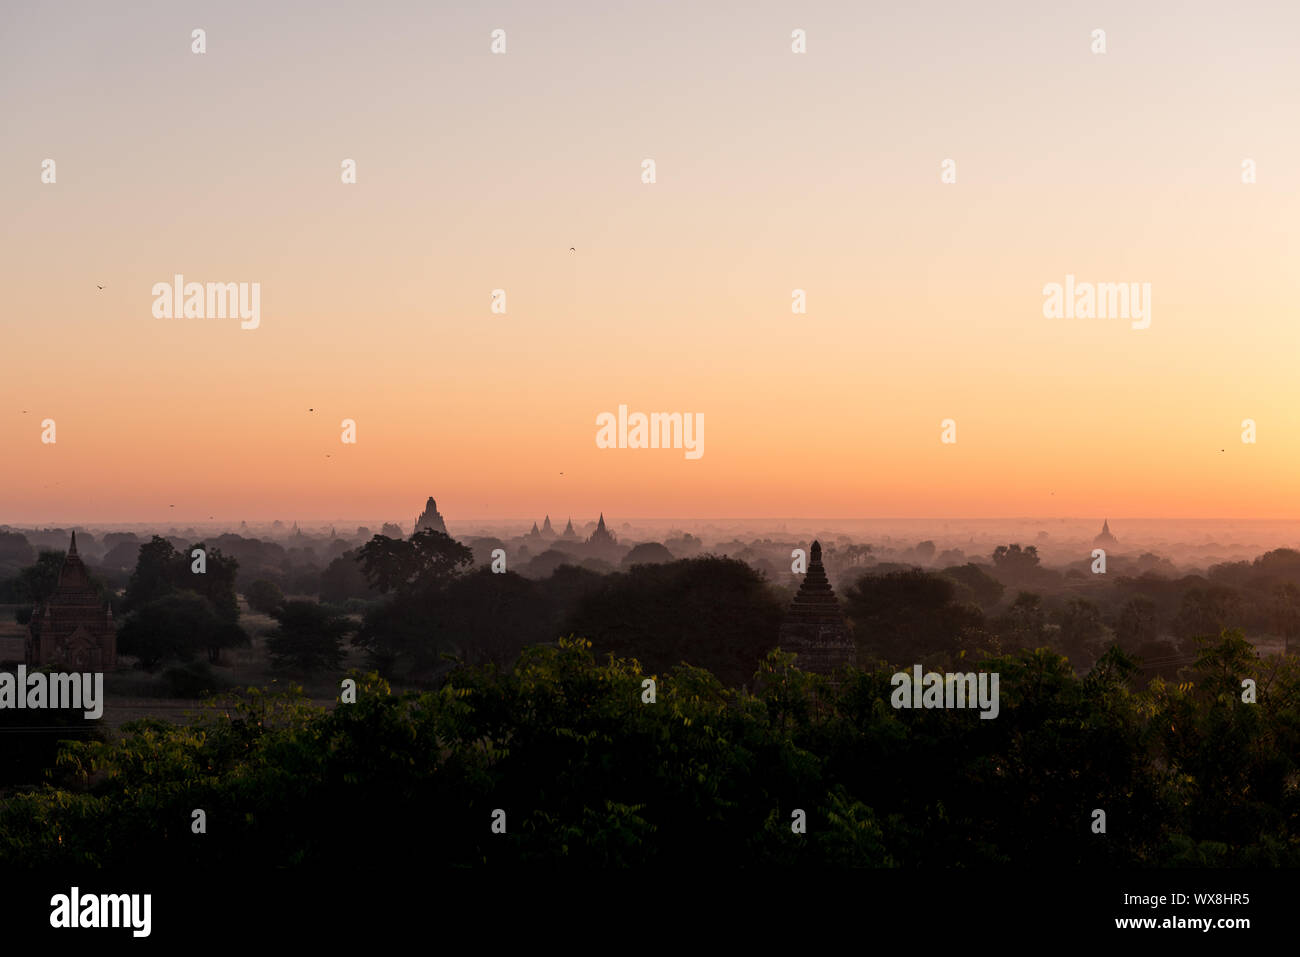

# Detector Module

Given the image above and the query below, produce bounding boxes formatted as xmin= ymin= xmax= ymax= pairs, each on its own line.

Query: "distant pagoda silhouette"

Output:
xmin=561 ymin=518 xmax=578 ymax=540
xmin=541 ymin=515 xmax=556 ymax=539
xmin=1093 ymin=519 xmax=1117 ymax=547
xmin=587 ymin=513 xmax=617 ymax=547
xmin=414 ymin=497 xmax=449 ymax=535
xmin=26 ymin=531 xmax=116 ymax=670
xmin=779 ymin=541 xmax=853 ymax=674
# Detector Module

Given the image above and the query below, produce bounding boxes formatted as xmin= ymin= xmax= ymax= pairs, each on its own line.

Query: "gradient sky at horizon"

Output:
xmin=3 ymin=0 xmax=1299 ymax=524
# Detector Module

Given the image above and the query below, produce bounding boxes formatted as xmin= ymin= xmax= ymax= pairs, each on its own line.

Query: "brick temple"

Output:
xmin=25 ymin=531 xmax=117 ymax=670
xmin=779 ymin=540 xmax=854 ymax=674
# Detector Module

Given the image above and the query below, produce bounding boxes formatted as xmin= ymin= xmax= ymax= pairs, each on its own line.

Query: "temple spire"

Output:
xmin=778 ymin=539 xmax=853 ymax=676
xmin=69 ymin=530 xmax=78 ymax=555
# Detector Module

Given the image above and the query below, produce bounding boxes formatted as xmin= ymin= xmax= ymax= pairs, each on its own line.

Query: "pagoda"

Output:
xmin=588 ymin=513 xmax=616 ymax=547
xmin=414 ymin=496 xmax=449 ymax=535
xmin=25 ymin=531 xmax=117 ymax=670
xmin=778 ymin=540 xmax=854 ymax=674
xmin=1093 ymin=519 xmax=1117 ymax=547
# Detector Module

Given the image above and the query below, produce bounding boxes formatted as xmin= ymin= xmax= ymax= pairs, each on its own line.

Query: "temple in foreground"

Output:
xmin=779 ymin=540 xmax=854 ymax=674
xmin=25 ymin=531 xmax=117 ymax=670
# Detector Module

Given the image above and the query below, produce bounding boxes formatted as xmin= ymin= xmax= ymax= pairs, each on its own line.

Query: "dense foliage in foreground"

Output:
xmin=1 ymin=631 xmax=1297 ymax=868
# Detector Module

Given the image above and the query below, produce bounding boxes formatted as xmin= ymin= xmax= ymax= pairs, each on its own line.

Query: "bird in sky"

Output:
xmin=96 ymin=284 xmax=103 ymax=290
xmin=569 ymin=247 xmax=575 ymax=252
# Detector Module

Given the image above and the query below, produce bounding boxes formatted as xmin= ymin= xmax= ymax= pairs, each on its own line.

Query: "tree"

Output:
xmin=121 ymin=536 xmax=243 ymax=660
xmin=429 ymin=569 xmax=552 ymax=668
xmin=997 ymin=592 xmax=1049 ymax=650
xmin=621 ymin=542 xmax=675 ymax=567
xmin=356 ymin=530 xmax=473 ymax=597
xmin=1172 ymin=587 xmax=1242 ymax=642
xmin=185 ymin=542 xmax=241 ymax=624
xmin=17 ymin=551 xmax=66 ymax=606
xmin=245 ymin=579 xmax=285 ymax=615
xmin=1058 ymin=597 xmax=1109 ymax=671
xmin=0 ymin=531 xmax=35 ymax=568
xmin=941 ymin=563 xmax=1005 ymax=610
xmin=842 ymin=568 xmax=989 ymax=666
xmin=319 ymin=549 xmax=375 ymax=603
xmin=266 ymin=601 xmax=350 ymax=674
xmin=991 ymin=544 xmax=1041 ymax=581
xmin=118 ymin=593 xmax=246 ymax=671
xmin=123 ymin=537 xmax=181 ymax=612
xmin=1116 ymin=596 xmax=1158 ymax=648
xmin=567 ymin=557 xmax=785 ymax=687
xmin=352 ymin=531 xmax=475 ymax=676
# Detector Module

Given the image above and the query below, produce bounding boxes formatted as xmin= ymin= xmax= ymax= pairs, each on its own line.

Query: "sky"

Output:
xmin=3 ymin=1 xmax=1299 ymax=524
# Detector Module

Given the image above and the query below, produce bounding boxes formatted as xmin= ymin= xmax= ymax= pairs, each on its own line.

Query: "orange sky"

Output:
xmin=3 ymin=1 xmax=1299 ymax=523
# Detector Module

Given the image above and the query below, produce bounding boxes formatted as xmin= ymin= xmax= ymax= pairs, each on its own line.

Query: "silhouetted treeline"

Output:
xmin=3 ymin=630 xmax=1294 ymax=868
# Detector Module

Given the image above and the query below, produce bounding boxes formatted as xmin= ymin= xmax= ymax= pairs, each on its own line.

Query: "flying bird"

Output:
xmin=569 ymin=247 xmax=575 ymax=252
xmin=96 ymin=284 xmax=103 ymax=290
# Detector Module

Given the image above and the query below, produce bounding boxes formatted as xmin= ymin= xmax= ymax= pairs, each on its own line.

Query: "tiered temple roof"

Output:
xmin=779 ymin=540 xmax=854 ymax=674
xmin=415 ymin=496 xmax=449 ymax=535
xmin=26 ymin=531 xmax=116 ymax=670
